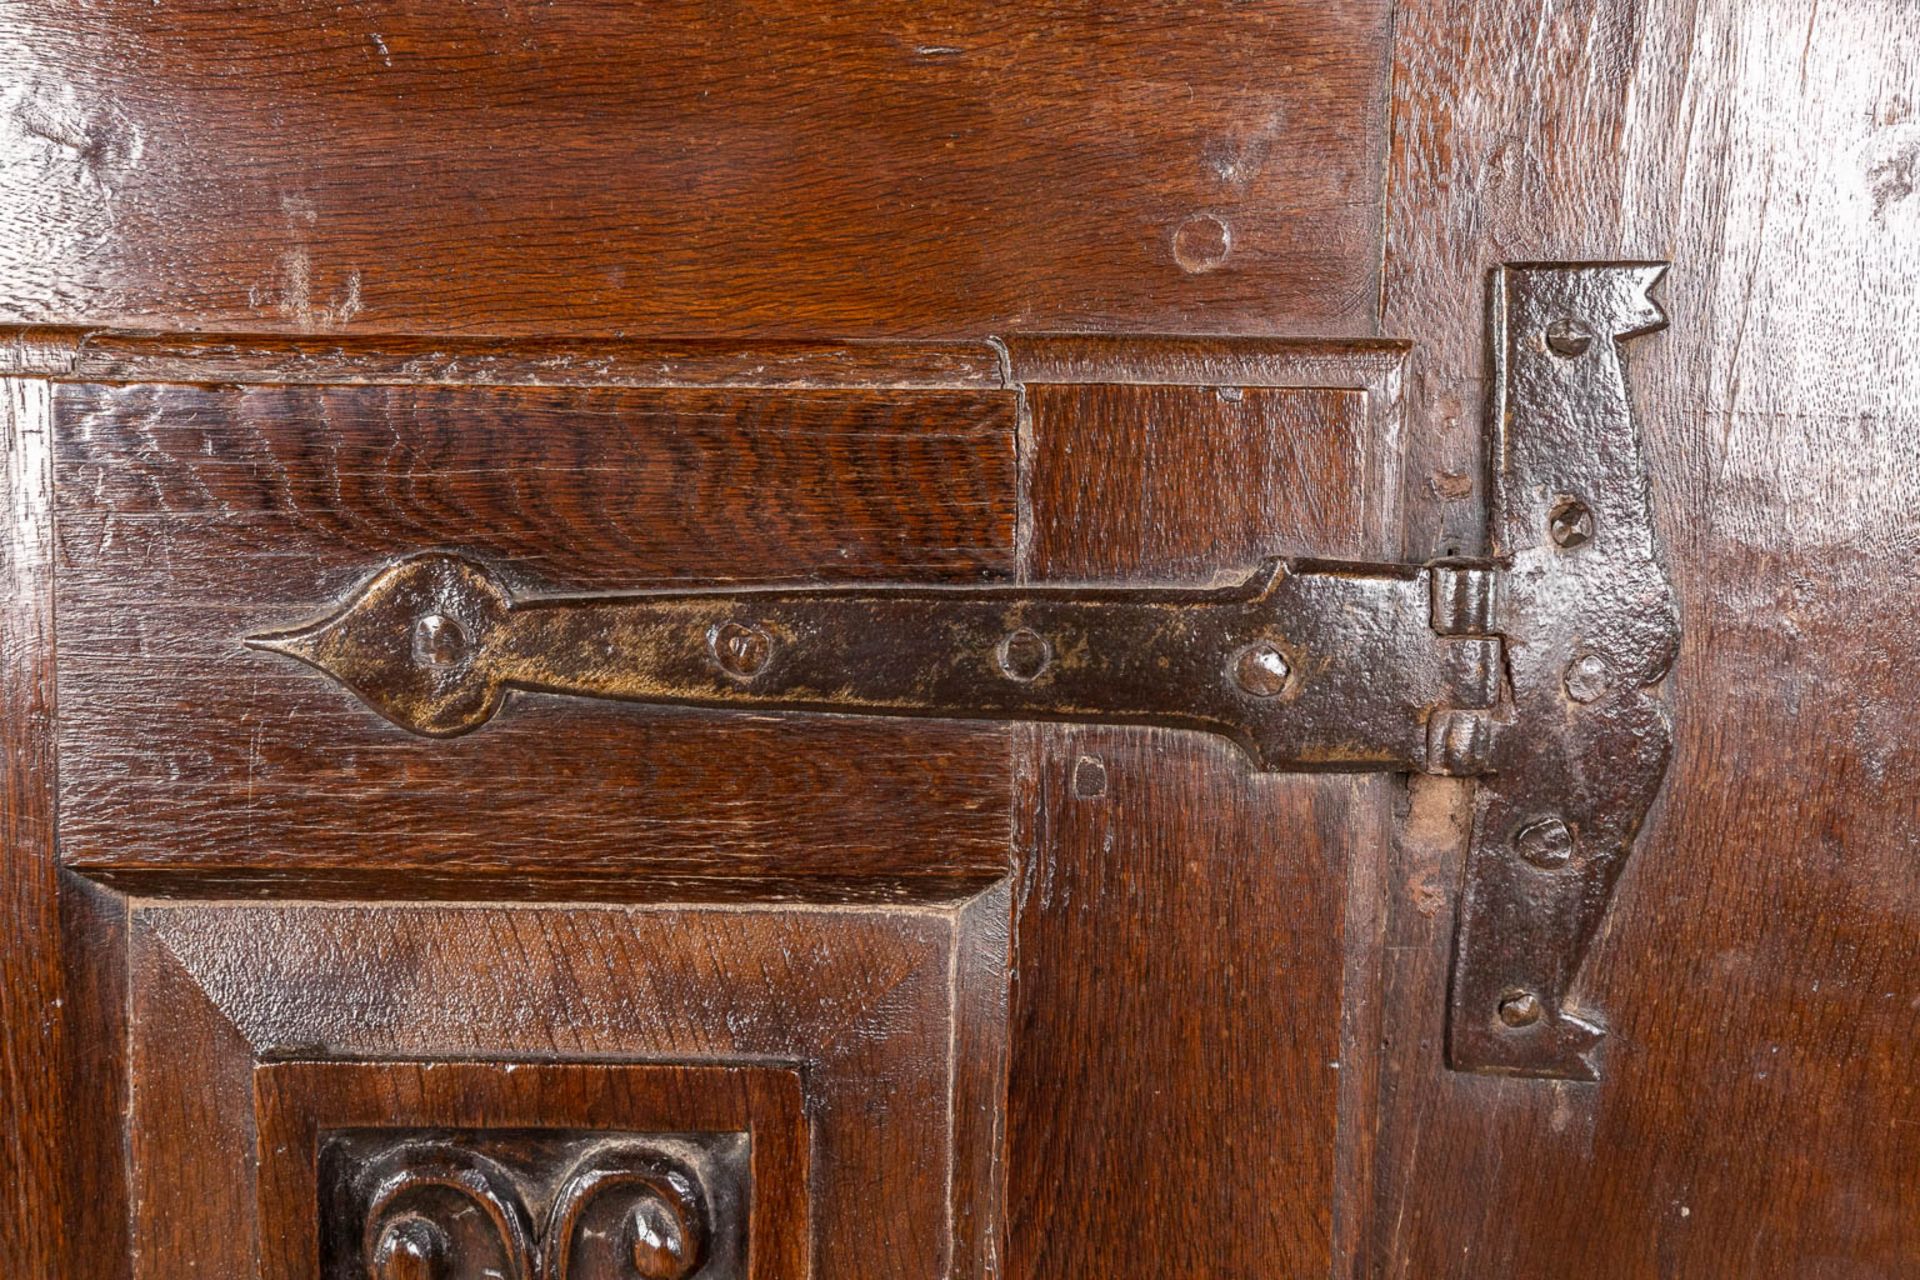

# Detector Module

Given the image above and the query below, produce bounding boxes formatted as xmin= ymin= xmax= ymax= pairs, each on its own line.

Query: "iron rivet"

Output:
xmin=627 ymin=1193 xmax=695 ymax=1280
xmin=1564 ymin=651 xmax=1612 ymax=703
xmin=1549 ymin=498 xmax=1594 ymax=548
xmin=997 ymin=628 xmax=1052 ymax=682
xmin=709 ymin=620 xmax=773 ymax=680
xmin=412 ymin=614 xmax=468 ymax=668
xmin=1513 ymin=817 xmax=1575 ymax=868
xmin=1546 ymin=318 xmax=1593 ymax=357
xmin=1498 ymin=991 xmax=1544 ymax=1028
xmin=1232 ymin=642 xmax=1291 ymax=697
xmin=1072 ymin=754 xmax=1108 ymax=799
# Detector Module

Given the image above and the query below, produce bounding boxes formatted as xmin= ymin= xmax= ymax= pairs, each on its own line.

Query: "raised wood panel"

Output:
xmin=0 ymin=1 xmax=1391 ymax=339
xmin=1007 ymin=369 xmax=1402 ymax=1278
xmin=1372 ymin=1 xmax=1920 ymax=1275
xmin=131 ymin=900 xmax=998 ymax=1280
xmin=257 ymin=1061 xmax=805 ymax=1280
xmin=53 ymin=379 xmax=1017 ymax=900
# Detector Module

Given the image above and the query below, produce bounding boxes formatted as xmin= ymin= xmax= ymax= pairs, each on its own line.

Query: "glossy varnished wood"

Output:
xmin=54 ymin=379 xmax=1017 ymax=900
xmin=1 ymin=328 xmax=1006 ymax=390
xmin=0 ymin=1 xmax=1391 ymax=339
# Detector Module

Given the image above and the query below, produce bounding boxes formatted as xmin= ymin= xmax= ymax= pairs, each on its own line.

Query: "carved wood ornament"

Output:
xmin=330 ymin=1133 xmax=735 ymax=1280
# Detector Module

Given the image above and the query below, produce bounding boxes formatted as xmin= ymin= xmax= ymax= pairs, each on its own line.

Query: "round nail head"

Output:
xmin=1498 ymin=992 xmax=1544 ymax=1028
xmin=1546 ymin=318 xmax=1593 ymax=357
xmin=1513 ymin=817 xmax=1575 ymax=868
xmin=1549 ymin=498 xmax=1594 ymax=548
xmin=1565 ymin=652 xmax=1612 ymax=704
xmin=998 ymin=628 xmax=1053 ymax=682
xmin=412 ymin=614 xmax=468 ymax=669
xmin=710 ymin=620 xmax=773 ymax=680
xmin=1233 ymin=642 xmax=1292 ymax=697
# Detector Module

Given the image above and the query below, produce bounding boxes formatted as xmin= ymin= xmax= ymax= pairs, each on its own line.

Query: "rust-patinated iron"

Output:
xmin=1444 ymin=263 xmax=1680 ymax=1080
xmin=249 ymin=553 xmax=1500 ymax=775
xmin=249 ymin=262 xmax=1677 ymax=1080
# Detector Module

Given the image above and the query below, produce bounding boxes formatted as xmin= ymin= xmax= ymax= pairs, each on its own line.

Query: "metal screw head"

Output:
xmin=1564 ymin=651 xmax=1612 ymax=704
xmin=1232 ymin=642 xmax=1292 ymax=697
xmin=411 ymin=614 xmax=468 ymax=669
xmin=709 ymin=620 xmax=773 ymax=680
xmin=1513 ymin=817 xmax=1575 ymax=868
xmin=1498 ymin=991 xmax=1544 ymax=1028
xmin=1546 ymin=318 xmax=1593 ymax=357
xmin=997 ymin=628 xmax=1053 ymax=682
xmin=627 ymin=1193 xmax=696 ymax=1280
xmin=1549 ymin=498 xmax=1594 ymax=548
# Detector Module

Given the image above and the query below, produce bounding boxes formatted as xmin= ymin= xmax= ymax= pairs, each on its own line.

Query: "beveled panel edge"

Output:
xmin=81 ymin=866 xmax=1007 ymax=907
xmin=0 ymin=325 xmax=1007 ymax=390
xmin=1000 ymin=333 xmax=1411 ymax=391
xmin=0 ymin=326 xmax=1411 ymax=398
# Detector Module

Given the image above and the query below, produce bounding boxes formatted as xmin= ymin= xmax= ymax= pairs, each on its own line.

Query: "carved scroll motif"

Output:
xmin=325 ymin=1132 xmax=743 ymax=1280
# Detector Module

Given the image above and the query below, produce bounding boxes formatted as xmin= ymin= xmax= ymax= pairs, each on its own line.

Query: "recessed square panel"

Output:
xmin=255 ymin=1060 xmax=806 ymax=1280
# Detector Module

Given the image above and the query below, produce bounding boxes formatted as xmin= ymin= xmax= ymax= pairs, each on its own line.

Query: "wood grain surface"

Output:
xmin=54 ymin=379 xmax=1018 ymax=900
xmin=1005 ymin=374 xmax=1402 ymax=1278
xmin=132 ymin=902 xmax=977 ymax=1280
xmin=1370 ymin=1 xmax=1920 ymax=1274
xmin=254 ymin=1060 xmax=805 ymax=1280
xmin=1 ymin=1 xmax=1916 ymax=1275
xmin=0 ymin=379 xmax=65 ymax=1277
xmin=0 ymin=1 xmax=1391 ymax=339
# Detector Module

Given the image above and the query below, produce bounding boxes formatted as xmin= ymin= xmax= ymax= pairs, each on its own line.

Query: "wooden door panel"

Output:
xmin=0 ymin=2 xmax=1391 ymax=339
xmin=1006 ymin=346 xmax=1404 ymax=1277
xmin=53 ymin=376 xmax=1018 ymax=901
xmin=266 ymin=1062 xmax=800 ymax=1280
xmin=131 ymin=900 xmax=987 ymax=1280
xmin=4 ymin=4 xmax=1916 ymax=1277
xmin=24 ymin=333 xmax=1404 ymax=1277
xmin=1367 ymin=3 xmax=1920 ymax=1274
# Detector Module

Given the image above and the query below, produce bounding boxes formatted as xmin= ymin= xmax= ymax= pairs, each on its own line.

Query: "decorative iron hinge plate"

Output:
xmin=250 ymin=262 xmax=1678 ymax=1081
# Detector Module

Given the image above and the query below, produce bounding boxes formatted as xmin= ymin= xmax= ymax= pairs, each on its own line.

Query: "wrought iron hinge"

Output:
xmin=249 ymin=263 xmax=1678 ymax=1081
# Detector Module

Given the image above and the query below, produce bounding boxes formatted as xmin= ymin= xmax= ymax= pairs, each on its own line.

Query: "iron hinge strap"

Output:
xmin=249 ymin=554 xmax=1499 ymax=777
xmin=249 ymin=262 xmax=1679 ymax=1082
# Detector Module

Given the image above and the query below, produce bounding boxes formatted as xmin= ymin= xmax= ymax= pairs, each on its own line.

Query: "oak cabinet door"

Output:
xmin=2 ymin=3 xmax=1916 ymax=1278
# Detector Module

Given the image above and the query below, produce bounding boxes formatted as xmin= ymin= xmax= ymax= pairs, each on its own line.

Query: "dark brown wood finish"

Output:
xmin=1006 ymin=364 xmax=1402 ymax=1278
xmin=131 ymin=902 xmax=981 ymax=1280
xmin=1 ymin=2 xmax=1916 ymax=1276
xmin=257 ymin=1060 xmax=805 ymax=1280
xmin=55 ymin=378 xmax=1017 ymax=901
xmin=1371 ymin=1 xmax=1920 ymax=1274
xmin=1 ymin=330 xmax=1007 ymax=391
xmin=0 ymin=378 xmax=64 ymax=1276
xmin=0 ymin=2 xmax=1391 ymax=339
